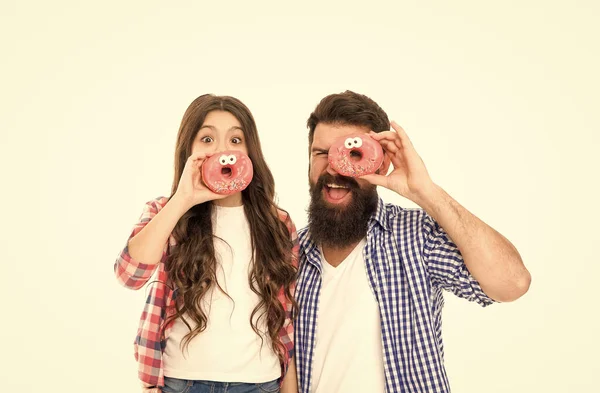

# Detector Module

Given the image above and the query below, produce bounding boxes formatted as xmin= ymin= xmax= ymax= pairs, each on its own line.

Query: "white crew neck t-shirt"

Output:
xmin=163 ymin=205 xmax=280 ymax=382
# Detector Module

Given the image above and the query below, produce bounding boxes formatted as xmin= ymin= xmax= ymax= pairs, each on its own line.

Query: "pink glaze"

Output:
xmin=202 ymin=150 xmax=253 ymax=195
xmin=328 ymin=134 xmax=384 ymax=177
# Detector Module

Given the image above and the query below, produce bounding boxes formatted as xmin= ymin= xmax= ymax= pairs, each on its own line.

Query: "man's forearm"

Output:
xmin=415 ymin=183 xmax=531 ymax=302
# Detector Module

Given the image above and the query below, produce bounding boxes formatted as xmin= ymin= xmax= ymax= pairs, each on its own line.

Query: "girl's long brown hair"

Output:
xmin=163 ymin=94 xmax=297 ymax=361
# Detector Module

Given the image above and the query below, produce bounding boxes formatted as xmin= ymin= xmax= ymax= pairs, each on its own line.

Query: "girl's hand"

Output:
xmin=173 ymin=152 xmax=226 ymax=209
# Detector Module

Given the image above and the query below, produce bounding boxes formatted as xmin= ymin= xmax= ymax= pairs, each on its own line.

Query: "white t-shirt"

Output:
xmin=311 ymin=238 xmax=386 ymax=393
xmin=163 ymin=204 xmax=280 ymax=382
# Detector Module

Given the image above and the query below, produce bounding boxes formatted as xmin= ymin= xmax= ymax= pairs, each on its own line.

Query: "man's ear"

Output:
xmin=377 ymin=152 xmax=392 ymax=176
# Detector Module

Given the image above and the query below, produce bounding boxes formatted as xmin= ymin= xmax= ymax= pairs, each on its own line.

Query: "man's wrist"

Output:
xmin=412 ymin=182 xmax=445 ymax=213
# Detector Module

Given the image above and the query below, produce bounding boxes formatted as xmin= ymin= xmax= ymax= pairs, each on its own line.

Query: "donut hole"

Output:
xmin=221 ymin=167 xmax=233 ymax=178
xmin=349 ymin=149 xmax=363 ymax=162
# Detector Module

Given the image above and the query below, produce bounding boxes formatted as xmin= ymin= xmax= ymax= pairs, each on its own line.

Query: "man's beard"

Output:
xmin=308 ymin=173 xmax=378 ymax=249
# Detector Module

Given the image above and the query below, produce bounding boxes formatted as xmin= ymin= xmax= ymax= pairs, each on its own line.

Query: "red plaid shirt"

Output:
xmin=114 ymin=197 xmax=298 ymax=392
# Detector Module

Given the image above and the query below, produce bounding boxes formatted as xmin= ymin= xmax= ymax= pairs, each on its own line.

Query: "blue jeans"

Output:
xmin=162 ymin=377 xmax=280 ymax=393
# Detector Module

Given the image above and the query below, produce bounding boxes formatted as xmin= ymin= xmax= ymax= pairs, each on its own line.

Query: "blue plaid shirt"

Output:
xmin=295 ymin=198 xmax=495 ymax=393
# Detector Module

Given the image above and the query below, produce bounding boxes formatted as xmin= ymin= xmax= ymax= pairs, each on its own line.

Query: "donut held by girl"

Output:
xmin=202 ymin=150 xmax=254 ymax=194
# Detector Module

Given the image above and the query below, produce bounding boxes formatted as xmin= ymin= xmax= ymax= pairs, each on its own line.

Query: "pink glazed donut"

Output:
xmin=202 ymin=150 xmax=254 ymax=195
xmin=328 ymin=134 xmax=384 ymax=177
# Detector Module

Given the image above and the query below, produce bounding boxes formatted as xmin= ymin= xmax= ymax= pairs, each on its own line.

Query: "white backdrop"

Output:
xmin=1 ymin=1 xmax=599 ymax=392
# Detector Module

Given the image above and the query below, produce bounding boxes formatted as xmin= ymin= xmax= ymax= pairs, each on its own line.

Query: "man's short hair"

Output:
xmin=306 ymin=90 xmax=390 ymax=153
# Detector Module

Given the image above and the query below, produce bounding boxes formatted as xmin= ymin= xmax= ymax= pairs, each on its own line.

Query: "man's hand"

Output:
xmin=364 ymin=121 xmax=530 ymax=302
xmin=361 ymin=121 xmax=436 ymax=206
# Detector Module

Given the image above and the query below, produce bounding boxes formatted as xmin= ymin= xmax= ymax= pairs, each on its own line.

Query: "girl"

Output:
xmin=114 ymin=95 xmax=298 ymax=393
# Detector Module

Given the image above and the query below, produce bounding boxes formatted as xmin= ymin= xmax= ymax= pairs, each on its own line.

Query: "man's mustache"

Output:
xmin=315 ymin=173 xmax=359 ymax=190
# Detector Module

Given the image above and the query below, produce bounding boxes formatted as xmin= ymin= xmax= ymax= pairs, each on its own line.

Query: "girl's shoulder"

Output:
xmin=275 ymin=207 xmax=294 ymax=225
xmin=133 ymin=196 xmax=170 ymax=222
xmin=275 ymin=207 xmax=298 ymax=238
xmin=143 ymin=196 xmax=170 ymax=212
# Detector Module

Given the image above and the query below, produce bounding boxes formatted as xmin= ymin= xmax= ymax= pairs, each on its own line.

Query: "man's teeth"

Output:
xmin=327 ymin=183 xmax=348 ymax=189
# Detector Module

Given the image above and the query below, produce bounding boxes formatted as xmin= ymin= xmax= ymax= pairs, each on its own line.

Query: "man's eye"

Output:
xmin=201 ymin=136 xmax=213 ymax=143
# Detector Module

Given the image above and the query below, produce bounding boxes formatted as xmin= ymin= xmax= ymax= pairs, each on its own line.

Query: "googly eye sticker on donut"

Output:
xmin=201 ymin=150 xmax=254 ymax=195
xmin=328 ymin=134 xmax=384 ymax=177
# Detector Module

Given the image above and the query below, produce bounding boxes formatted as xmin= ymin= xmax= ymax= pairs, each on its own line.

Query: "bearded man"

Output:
xmin=294 ymin=91 xmax=531 ymax=393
